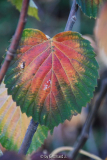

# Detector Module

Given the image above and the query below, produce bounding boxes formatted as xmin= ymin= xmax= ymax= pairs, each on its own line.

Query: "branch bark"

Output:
xmin=65 ymin=0 xmax=78 ymax=31
xmin=69 ymin=79 xmax=107 ymax=159
xmin=18 ymin=119 xmax=39 ymax=155
xmin=0 ymin=0 xmax=30 ymax=84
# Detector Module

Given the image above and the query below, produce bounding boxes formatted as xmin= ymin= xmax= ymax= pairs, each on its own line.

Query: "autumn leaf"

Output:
xmin=0 ymin=83 xmax=48 ymax=153
xmin=4 ymin=29 xmax=98 ymax=130
xmin=94 ymin=1 xmax=107 ymax=66
xmin=76 ymin=0 xmax=103 ymax=18
xmin=9 ymin=0 xmax=39 ymax=20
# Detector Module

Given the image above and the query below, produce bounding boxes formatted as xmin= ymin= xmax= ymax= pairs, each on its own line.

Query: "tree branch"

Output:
xmin=69 ymin=79 xmax=107 ymax=159
xmin=0 ymin=0 xmax=30 ymax=84
xmin=65 ymin=0 xmax=78 ymax=31
xmin=18 ymin=119 xmax=39 ymax=155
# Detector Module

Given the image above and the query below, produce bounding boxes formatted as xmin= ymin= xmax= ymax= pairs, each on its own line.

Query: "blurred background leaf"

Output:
xmin=9 ymin=0 xmax=39 ymax=20
xmin=94 ymin=1 xmax=107 ymax=67
xmin=0 ymin=83 xmax=49 ymax=154
xmin=76 ymin=0 xmax=104 ymax=18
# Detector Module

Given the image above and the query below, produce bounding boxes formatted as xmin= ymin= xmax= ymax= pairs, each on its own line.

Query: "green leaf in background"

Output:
xmin=28 ymin=125 xmax=49 ymax=154
xmin=9 ymin=0 xmax=40 ymax=20
xmin=76 ymin=0 xmax=103 ymax=18
xmin=4 ymin=29 xmax=98 ymax=130
xmin=0 ymin=83 xmax=48 ymax=153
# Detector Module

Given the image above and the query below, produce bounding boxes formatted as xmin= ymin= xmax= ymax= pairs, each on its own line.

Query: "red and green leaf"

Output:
xmin=0 ymin=83 xmax=48 ymax=153
xmin=4 ymin=29 xmax=98 ymax=130
xmin=76 ymin=0 xmax=103 ymax=18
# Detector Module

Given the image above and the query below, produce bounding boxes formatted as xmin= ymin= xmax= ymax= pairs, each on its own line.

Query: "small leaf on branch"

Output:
xmin=4 ymin=29 xmax=98 ymax=130
xmin=76 ymin=0 xmax=103 ymax=18
xmin=9 ymin=0 xmax=39 ymax=20
xmin=0 ymin=83 xmax=48 ymax=153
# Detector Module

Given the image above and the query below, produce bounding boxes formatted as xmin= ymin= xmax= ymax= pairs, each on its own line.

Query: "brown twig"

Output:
xmin=69 ymin=79 xmax=107 ymax=159
xmin=18 ymin=119 xmax=39 ymax=155
xmin=65 ymin=0 xmax=78 ymax=31
xmin=0 ymin=0 xmax=30 ymax=84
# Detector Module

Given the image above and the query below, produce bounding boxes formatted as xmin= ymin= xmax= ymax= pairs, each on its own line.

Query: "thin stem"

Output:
xmin=18 ymin=119 xmax=39 ymax=155
xmin=0 ymin=0 xmax=30 ymax=84
xmin=51 ymin=147 xmax=102 ymax=160
xmin=65 ymin=0 xmax=78 ymax=31
xmin=70 ymin=79 xmax=107 ymax=159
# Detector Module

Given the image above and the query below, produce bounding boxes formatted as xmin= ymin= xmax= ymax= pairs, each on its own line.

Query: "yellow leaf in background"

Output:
xmin=9 ymin=0 xmax=40 ymax=20
xmin=0 ymin=83 xmax=48 ymax=154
